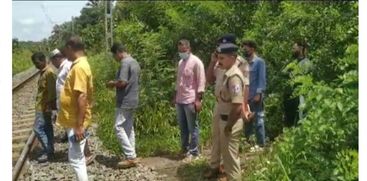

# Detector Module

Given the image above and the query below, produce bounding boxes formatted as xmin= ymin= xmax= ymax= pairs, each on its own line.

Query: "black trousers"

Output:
xmin=283 ymin=95 xmax=300 ymax=127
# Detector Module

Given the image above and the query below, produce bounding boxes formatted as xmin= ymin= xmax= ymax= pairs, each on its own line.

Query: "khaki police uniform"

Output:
xmin=219 ymin=61 xmax=248 ymax=181
xmin=209 ymin=56 xmax=249 ymax=172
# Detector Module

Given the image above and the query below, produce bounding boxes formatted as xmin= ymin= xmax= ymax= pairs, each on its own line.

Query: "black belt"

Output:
xmin=220 ymin=114 xmax=228 ymax=121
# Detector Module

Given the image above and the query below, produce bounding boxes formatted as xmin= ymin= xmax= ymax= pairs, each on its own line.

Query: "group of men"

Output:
xmin=173 ymin=34 xmax=310 ymax=181
xmin=30 ymin=33 xmax=309 ymax=181
xmin=31 ymin=37 xmax=95 ymax=181
xmin=172 ymin=34 xmax=266 ymax=181
xmin=31 ymin=36 xmax=142 ymax=181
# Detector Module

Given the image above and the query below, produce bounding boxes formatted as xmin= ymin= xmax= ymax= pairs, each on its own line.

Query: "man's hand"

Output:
xmin=254 ymin=94 xmax=261 ymax=103
xmin=106 ymin=80 xmax=115 ymax=89
xmin=210 ymin=52 xmax=218 ymax=64
xmin=224 ymin=124 xmax=233 ymax=137
xmin=194 ymin=100 xmax=202 ymax=112
xmin=242 ymin=110 xmax=251 ymax=122
xmin=73 ymin=125 xmax=85 ymax=142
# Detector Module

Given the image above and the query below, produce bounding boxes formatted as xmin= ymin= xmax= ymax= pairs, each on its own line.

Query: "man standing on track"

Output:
xmin=31 ymin=52 xmax=57 ymax=163
xmin=57 ymin=37 xmax=93 ymax=181
xmin=50 ymin=48 xmax=95 ymax=166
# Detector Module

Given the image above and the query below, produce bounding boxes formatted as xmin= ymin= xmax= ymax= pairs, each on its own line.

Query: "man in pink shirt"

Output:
xmin=173 ymin=39 xmax=206 ymax=162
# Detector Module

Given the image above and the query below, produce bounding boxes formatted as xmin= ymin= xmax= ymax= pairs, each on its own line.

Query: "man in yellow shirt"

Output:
xmin=31 ymin=52 xmax=57 ymax=163
xmin=56 ymin=37 xmax=93 ymax=181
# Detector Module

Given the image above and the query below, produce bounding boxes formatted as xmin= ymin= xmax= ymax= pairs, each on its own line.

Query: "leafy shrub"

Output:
xmin=12 ymin=49 xmax=34 ymax=75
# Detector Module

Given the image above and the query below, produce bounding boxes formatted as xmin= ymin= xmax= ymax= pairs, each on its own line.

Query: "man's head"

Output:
xmin=177 ymin=39 xmax=191 ymax=60
xmin=64 ymin=36 xmax=85 ymax=61
xmin=292 ymin=40 xmax=308 ymax=59
xmin=110 ymin=42 xmax=127 ymax=61
xmin=216 ymin=43 xmax=238 ymax=70
xmin=241 ymin=40 xmax=257 ymax=59
xmin=31 ymin=52 xmax=47 ymax=70
xmin=50 ymin=48 xmax=65 ymax=69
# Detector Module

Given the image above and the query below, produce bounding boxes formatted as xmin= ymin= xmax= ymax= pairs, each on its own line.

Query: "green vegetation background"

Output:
xmin=13 ymin=1 xmax=358 ymax=180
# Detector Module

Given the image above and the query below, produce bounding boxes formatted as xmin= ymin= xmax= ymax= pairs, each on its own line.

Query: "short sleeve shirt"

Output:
xmin=57 ymin=56 xmax=93 ymax=128
xmin=218 ymin=64 xmax=245 ymax=115
xmin=116 ymin=56 xmax=141 ymax=108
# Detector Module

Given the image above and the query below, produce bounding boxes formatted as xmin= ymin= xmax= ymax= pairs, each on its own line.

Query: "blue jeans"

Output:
xmin=115 ymin=108 xmax=136 ymax=159
xmin=33 ymin=112 xmax=54 ymax=154
xmin=176 ymin=103 xmax=199 ymax=156
xmin=244 ymin=100 xmax=266 ymax=146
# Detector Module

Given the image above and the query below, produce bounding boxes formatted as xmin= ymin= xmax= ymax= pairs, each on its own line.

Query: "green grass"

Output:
xmin=12 ymin=49 xmax=34 ymax=75
xmin=176 ymin=158 xmax=209 ymax=181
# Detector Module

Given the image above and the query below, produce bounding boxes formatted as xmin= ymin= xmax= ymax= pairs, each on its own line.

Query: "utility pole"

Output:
xmin=71 ymin=16 xmax=75 ymax=35
xmin=105 ymin=0 xmax=113 ymax=52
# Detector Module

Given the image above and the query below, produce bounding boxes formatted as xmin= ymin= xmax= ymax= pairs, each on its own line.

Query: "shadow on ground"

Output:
xmin=95 ymin=154 xmax=121 ymax=168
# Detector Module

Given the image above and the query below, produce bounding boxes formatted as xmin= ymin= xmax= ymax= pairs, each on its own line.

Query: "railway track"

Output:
xmin=12 ymin=68 xmax=39 ymax=181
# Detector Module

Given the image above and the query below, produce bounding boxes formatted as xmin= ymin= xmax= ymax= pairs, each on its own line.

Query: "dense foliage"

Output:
xmin=14 ymin=1 xmax=357 ymax=180
xmin=12 ymin=38 xmax=49 ymax=75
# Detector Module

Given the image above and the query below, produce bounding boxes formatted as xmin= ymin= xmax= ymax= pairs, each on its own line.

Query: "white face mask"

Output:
xmin=178 ymin=52 xmax=190 ymax=60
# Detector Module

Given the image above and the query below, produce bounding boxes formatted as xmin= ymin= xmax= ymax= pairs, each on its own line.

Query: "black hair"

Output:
xmin=242 ymin=40 xmax=257 ymax=50
xmin=294 ymin=39 xmax=309 ymax=48
xmin=110 ymin=42 xmax=127 ymax=54
xmin=31 ymin=52 xmax=46 ymax=62
xmin=178 ymin=39 xmax=191 ymax=47
xmin=295 ymin=39 xmax=309 ymax=55
xmin=65 ymin=36 xmax=85 ymax=51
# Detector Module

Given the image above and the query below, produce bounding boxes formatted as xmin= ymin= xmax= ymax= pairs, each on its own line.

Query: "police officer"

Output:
xmin=217 ymin=43 xmax=249 ymax=180
xmin=205 ymin=34 xmax=250 ymax=180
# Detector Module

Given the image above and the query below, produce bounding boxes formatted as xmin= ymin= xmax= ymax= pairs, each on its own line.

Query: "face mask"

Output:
xmin=179 ymin=52 xmax=190 ymax=60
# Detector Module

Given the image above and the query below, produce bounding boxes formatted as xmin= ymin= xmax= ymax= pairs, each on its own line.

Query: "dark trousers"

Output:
xmin=283 ymin=95 xmax=300 ymax=127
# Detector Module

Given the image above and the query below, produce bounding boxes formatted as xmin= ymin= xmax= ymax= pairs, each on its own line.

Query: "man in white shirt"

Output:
xmin=50 ymin=48 xmax=95 ymax=165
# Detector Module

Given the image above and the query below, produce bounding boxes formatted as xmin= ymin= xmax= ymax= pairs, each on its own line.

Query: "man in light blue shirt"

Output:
xmin=241 ymin=40 xmax=266 ymax=150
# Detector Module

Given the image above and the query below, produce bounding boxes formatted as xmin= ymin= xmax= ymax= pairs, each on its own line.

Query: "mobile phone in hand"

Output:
xmin=69 ymin=131 xmax=90 ymax=143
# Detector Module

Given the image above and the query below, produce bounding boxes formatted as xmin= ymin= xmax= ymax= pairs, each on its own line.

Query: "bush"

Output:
xmin=12 ymin=49 xmax=34 ymax=75
xmin=52 ymin=2 xmax=358 ymax=180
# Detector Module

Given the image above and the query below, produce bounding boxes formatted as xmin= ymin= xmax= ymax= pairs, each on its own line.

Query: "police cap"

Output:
xmin=216 ymin=43 xmax=238 ymax=54
xmin=217 ymin=33 xmax=236 ymax=44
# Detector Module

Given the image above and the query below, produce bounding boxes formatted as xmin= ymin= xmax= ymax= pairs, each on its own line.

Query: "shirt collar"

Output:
xmin=72 ymin=56 xmax=86 ymax=65
xmin=121 ymin=55 xmax=131 ymax=62
xmin=59 ymin=59 xmax=67 ymax=69
xmin=41 ymin=65 xmax=48 ymax=73
xmin=225 ymin=63 xmax=238 ymax=77
xmin=297 ymin=56 xmax=306 ymax=62
xmin=247 ymin=54 xmax=258 ymax=64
